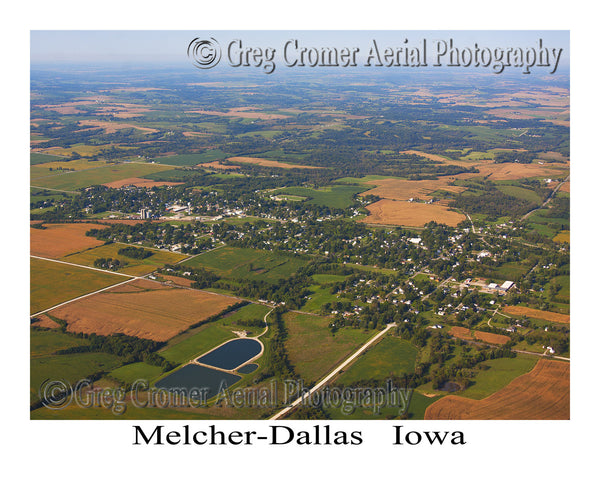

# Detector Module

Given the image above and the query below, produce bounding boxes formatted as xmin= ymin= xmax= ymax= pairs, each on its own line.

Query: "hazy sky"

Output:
xmin=31 ymin=30 xmax=569 ymax=65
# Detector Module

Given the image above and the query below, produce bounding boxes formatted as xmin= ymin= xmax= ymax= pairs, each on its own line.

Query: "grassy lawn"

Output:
xmin=302 ymin=284 xmax=339 ymax=313
xmin=497 ymin=185 xmax=542 ymax=205
xmin=335 ymin=337 xmax=418 ymax=385
xmin=30 ymin=352 xmax=122 ymax=404
xmin=458 ymin=355 xmax=539 ymax=400
xmin=61 ymin=243 xmax=187 ymax=276
xmin=109 ymin=362 xmax=164 ymax=385
xmin=283 ymin=312 xmax=372 ymax=386
xmin=275 ymin=185 xmax=369 ymax=209
xmin=30 ymin=328 xmax=89 ymax=357
xmin=30 ymin=257 xmax=124 ymax=314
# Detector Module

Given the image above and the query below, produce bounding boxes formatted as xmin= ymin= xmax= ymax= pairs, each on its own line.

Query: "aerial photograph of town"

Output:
xmin=29 ymin=30 xmax=570 ymax=421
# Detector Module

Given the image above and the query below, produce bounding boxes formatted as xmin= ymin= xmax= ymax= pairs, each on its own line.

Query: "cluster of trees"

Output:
xmin=93 ymin=257 xmax=125 ymax=270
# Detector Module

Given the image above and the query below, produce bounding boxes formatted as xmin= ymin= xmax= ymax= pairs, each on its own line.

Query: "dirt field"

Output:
xmin=473 ymin=331 xmax=510 ymax=345
xmin=503 ymin=306 xmax=570 ymax=324
xmin=76 ymin=120 xmax=158 ymax=134
xmin=361 ymin=199 xmax=466 ymax=227
xmin=48 ymin=279 xmax=239 ymax=341
xmin=198 ymin=161 xmax=241 ymax=170
xmin=559 ymin=181 xmax=570 ymax=193
xmin=424 ymin=359 xmax=569 ymax=419
xmin=449 ymin=326 xmax=472 ymax=341
xmin=159 ymin=274 xmax=195 ymax=287
xmin=102 ymin=177 xmax=183 ymax=188
xmin=449 ymin=326 xmax=509 ymax=345
xmin=226 ymin=156 xmax=321 ymax=169
xmin=30 ymin=223 xmax=107 ymax=258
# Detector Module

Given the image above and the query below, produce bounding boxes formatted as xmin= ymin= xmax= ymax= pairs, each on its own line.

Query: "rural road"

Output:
xmin=269 ymin=322 xmax=396 ymax=420
xmin=521 ymin=174 xmax=569 ymax=221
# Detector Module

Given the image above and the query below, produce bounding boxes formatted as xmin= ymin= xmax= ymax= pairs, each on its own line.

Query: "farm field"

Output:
xmin=226 ymin=156 xmax=321 ymax=169
xmin=31 ymin=223 xmax=107 ymax=258
xmin=102 ymin=177 xmax=183 ymax=188
xmin=153 ymin=150 xmax=227 ymax=166
xmin=30 ymin=162 xmax=173 ymax=190
xmin=30 ymin=257 xmax=124 ymax=314
xmin=30 ymin=152 xmax=66 ymax=164
xmin=283 ymin=311 xmax=372 ymax=385
xmin=456 ymin=355 xmax=538 ymax=400
xmin=61 ymin=242 xmax=187 ymax=276
xmin=424 ymin=359 xmax=569 ymax=419
xmin=362 ymin=199 xmax=466 ymax=227
xmin=31 ymin=352 xmax=122 ymax=404
xmin=449 ymin=327 xmax=509 ymax=345
xmin=181 ymin=246 xmax=308 ymax=283
xmin=334 ymin=337 xmax=418 ymax=385
xmin=358 ymin=176 xmax=466 ymax=201
xmin=108 ymin=362 xmax=164 ymax=385
xmin=47 ymin=279 xmax=240 ymax=341
xmin=275 ymin=185 xmax=368 ymax=209
xmin=30 ymin=328 xmax=89 ymax=357
xmin=503 ymin=305 xmax=570 ymax=324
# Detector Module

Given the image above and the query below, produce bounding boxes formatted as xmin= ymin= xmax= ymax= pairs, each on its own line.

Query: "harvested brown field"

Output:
xmin=465 ymin=161 xmax=568 ymax=181
xmin=185 ymin=108 xmax=289 ymax=120
xmin=400 ymin=150 xmax=472 ymax=167
xmin=361 ymin=199 xmax=466 ymax=227
xmin=227 ymin=156 xmax=321 ymax=169
xmin=76 ymin=120 xmax=158 ymax=134
xmin=449 ymin=326 xmax=509 ymax=345
xmin=198 ymin=161 xmax=241 ymax=170
xmin=359 ymin=177 xmax=466 ymax=201
xmin=425 ymin=359 xmax=569 ymax=419
xmin=449 ymin=326 xmax=472 ymax=341
xmin=102 ymin=177 xmax=183 ymax=188
xmin=503 ymin=306 xmax=570 ymax=324
xmin=30 ymin=223 xmax=107 ymax=258
xmin=560 ymin=181 xmax=570 ymax=193
xmin=49 ymin=279 xmax=239 ymax=341
xmin=473 ymin=330 xmax=510 ymax=345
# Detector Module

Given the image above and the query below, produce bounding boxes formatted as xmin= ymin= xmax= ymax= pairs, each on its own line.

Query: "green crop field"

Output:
xmin=497 ymin=185 xmax=543 ymax=205
xmin=276 ymin=185 xmax=369 ymax=209
xmin=30 ymin=257 xmax=124 ymax=314
xmin=61 ymin=242 xmax=187 ymax=276
xmin=30 ymin=328 xmax=89 ymax=357
xmin=30 ymin=162 xmax=173 ymax=190
xmin=457 ymin=355 xmax=538 ymax=400
xmin=30 ymin=152 xmax=66 ymax=165
xmin=335 ymin=337 xmax=418 ymax=385
xmin=109 ymin=362 xmax=164 ymax=385
xmin=159 ymin=322 xmax=237 ymax=365
xmin=283 ymin=312 xmax=372 ymax=385
xmin=30 ymin=352 xmax=122 ymax=404
xmin=181 ymin=246 xmax=308 ymax=283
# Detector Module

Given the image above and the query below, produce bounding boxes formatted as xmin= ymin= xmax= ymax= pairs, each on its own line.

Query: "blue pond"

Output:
xmin=196 ymin=338 xmax=262 ymax=370
xmin=155 ymin=364 xmax=240 ymax=399
xmin=237 ymin=363 xmax=259 ymax=374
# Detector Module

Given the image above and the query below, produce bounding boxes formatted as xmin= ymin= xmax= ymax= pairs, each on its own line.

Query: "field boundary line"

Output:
xmin=31 ymin=255 xmax=136 ymax=278
xmin=30 ymin=276 xmax=139 ymax=318
xmin=269 ymin=322 xmax=396 ymax=420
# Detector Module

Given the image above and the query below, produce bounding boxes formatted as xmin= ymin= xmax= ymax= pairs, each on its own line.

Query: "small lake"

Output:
xmin=237 ymin=363 xmax=258 ymax=374
xmin=196 ymin=338 xmax=262 ymax=370
xmin=155 ymin=364 xmax=241 ymax=399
